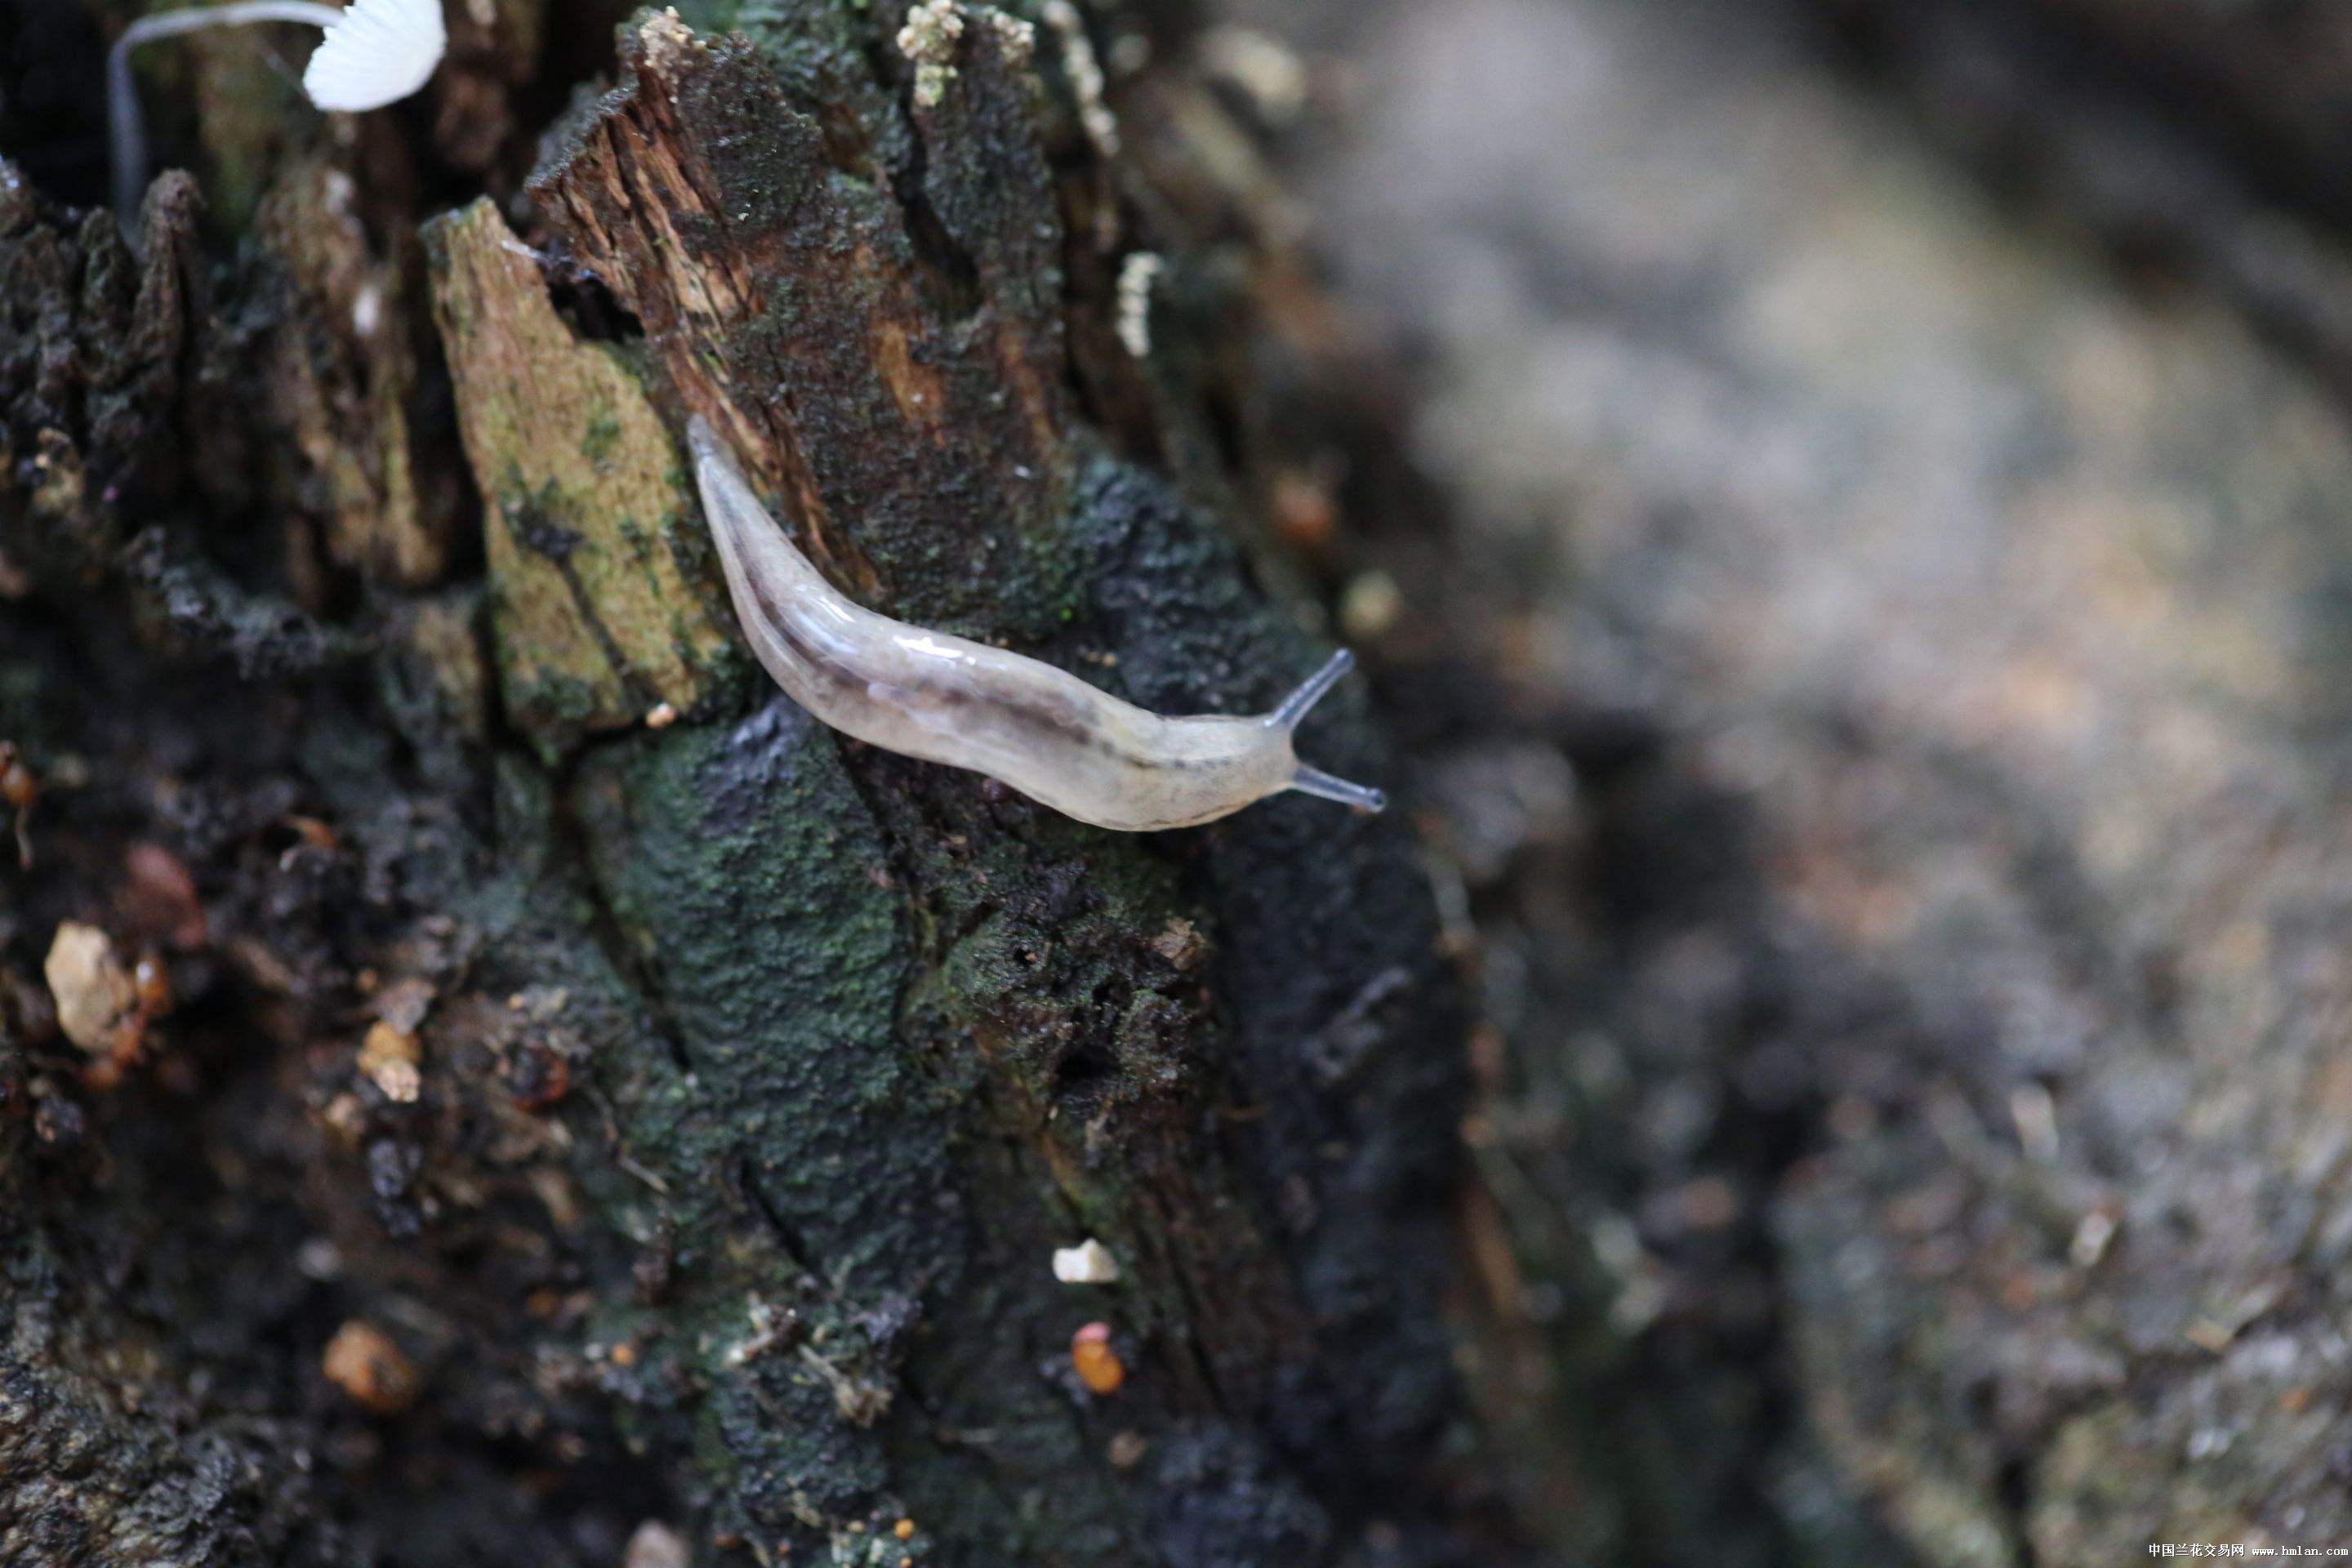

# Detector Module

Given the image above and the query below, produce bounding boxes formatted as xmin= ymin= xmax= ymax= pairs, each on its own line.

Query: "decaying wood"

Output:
xmin=0 ymin=3 xmax=1478 ymax=1564
xmin=429 ymin=198 xmax=728 ymax=755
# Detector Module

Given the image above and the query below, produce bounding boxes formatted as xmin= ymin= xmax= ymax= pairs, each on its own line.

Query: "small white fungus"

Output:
xmin=1115 ymin=252 xmax=1162 ymax=361
xmin=896 ymin=0 xmax=965 ymax=110
xmin=303 ymin=0 xmax=449 ymax=113
xmin=1040 ymin=0 xmax=1118 ymax=158
xmin=110 ymin=1 xmax=449 ymax=229
xmin=1053 ymin=1239 xmax=1121 ymax=1285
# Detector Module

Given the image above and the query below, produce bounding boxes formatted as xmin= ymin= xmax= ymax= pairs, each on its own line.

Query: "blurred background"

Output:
xmin=1205 ymin=0 xmax=2352 ymax=1562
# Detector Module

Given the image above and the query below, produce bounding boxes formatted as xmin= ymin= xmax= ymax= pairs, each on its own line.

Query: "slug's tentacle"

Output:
xmin=1270 ymin=648 xmax=1355 ymax=730
xmin=686 ymin=416 xmax=1387 ymax=832
xmin=1270 ymin=651 xmax=1386 ymax=812
xmin=1290 ymin=764 xmax=1388 ymax=814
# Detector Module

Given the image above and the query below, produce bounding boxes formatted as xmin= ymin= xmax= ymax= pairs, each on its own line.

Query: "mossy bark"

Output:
xmin=0 ymin=3 xmax=1477 ymax=1565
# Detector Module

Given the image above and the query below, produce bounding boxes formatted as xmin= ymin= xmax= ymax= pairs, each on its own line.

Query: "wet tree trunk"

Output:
xmin=0 ymin=3 xmax=1481 ymax=1564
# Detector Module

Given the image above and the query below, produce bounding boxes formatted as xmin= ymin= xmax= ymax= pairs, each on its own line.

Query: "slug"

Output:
xmin=687 ymin=416 xmax=1388 ymax=831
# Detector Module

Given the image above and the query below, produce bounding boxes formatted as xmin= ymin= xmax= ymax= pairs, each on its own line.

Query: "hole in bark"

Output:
xmin=546 ymin=268 xmax=646 ymax=345
xmin=1055 ymin=1040 xmax=1116 ymax=1093
xmin=1088 ymin=973 xmax=1131 ymax=1021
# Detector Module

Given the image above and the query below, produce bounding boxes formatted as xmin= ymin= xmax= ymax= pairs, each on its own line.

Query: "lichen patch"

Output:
xmin=897 ymin=0 xmax=966 ymax=109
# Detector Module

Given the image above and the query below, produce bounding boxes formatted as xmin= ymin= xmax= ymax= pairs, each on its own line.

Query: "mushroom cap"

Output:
xmin=302 ymin=0 xmax=447 ymax=113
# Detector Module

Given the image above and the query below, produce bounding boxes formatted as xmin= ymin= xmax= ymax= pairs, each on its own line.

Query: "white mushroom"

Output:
xmin=301 ymin=0 xmax=448 ymax=112
xmin=109 ymin=0 xmax=448 ymax=228
xmin=1053 ymin=1240 xmax=1122 ymax=1285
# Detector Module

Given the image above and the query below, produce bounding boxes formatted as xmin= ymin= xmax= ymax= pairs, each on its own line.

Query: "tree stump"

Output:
xmin=0 ymin=3 xmax=1478 ymax=1562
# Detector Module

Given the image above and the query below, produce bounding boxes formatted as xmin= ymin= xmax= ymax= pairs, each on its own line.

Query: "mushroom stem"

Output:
xmin=109 ymin=2 xmax=345 ymax=230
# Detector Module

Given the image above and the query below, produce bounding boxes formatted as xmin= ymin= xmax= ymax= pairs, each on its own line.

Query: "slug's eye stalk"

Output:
xmin=1290 ymin=764 xmax=1386 ymax=814
xmin=1270 ymin=648 xmax=1357 ymax=731
xmin=109 ymin=0 xmax=448 ymax=232
xmin=1271 ymin=650 xmax=1388 ymax=814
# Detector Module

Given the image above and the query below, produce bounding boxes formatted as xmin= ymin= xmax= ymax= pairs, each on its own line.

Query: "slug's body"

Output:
xmin=688 ymin=417 xmax=1385 ymax=831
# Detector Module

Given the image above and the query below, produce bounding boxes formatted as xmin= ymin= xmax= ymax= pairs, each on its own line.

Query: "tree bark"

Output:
xmin=0 ymin=3 xmax=1479 ymax=1565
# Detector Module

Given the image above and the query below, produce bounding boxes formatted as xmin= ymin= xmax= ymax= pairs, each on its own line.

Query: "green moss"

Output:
xmin=583 ymin=408 xmax=626 ymax=466
xmin=555 ymin=711 xmax=978 ymax=1532
xmin=686 ymin=0 xmax=912 ymax=173
xmin=427 ymin=200 xmax=734 ymax=759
